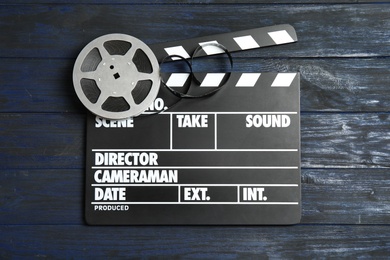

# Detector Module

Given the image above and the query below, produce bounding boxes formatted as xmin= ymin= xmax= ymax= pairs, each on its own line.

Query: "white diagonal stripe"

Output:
xmin=233 ymin=35 xmax=260 ymax=50
xmin=236 ymin=73 xmax=261 ymax=87
xmin=199 ymin=41 xmax=224 ymax=55
xmin=166 ymin=73 xmax=190 ymax=87
xmin=271 ymin=73 xmax=297 ymax=87
xmin=164 ymin=46 xmax=190 ymax=60
xmin=268 ymin=30 xmax=295 ymax=45
xmin=200 ymin=73 xmax=225 ymax=87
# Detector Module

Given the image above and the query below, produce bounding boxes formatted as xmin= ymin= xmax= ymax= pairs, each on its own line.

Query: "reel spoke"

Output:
xmin=138 ymin=72 xmax=153 ymax=81
xmin=98 ymin=44 xmax=111 ymax=61
xmin=124 ymin=46 xmax=137 ymax=61
xmin=124 ymin=94 xmax=136 ymax=108
xmin=81 ymin=71 xmax=96 ymax=80
xmin=93 ymin=89 xmax=110 ymax=110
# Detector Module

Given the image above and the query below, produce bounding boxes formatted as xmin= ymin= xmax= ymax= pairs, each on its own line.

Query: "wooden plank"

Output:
xmin=1 ymin=225 xmax=390 ymax=258
xmin=2 ymin=57 xmax=390 ymax=113
xmin=302 ymin=169 xmax=390 ymax=224
xmin=0 ymin=58 xmax=85 ymax=113
xmin=0 ymin=169 xmax=83 ymax=225
xmin=301 ymin=113 xmax=390 ymax=168
xmin=0 ymin=1 xmax=374 ymax=4
xmin=1 ymin=168 xmax=390 ymax=225
xmin=1 ymin=1 xmax=388 ymax=5
xmin=0 ymin=113 xmax=388 ymax=169
xmin=0 ymin=4 xmax=389 ymax=58
xmin=0 ymin=113 xmax=85 ymax=170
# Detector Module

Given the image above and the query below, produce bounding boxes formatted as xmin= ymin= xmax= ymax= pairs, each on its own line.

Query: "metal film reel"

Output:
xmin=73 ymin=34 xmax=160 ymax=119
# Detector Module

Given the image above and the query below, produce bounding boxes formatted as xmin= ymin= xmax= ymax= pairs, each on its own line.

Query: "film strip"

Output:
xmin=73 ymin=24 xmax=297 ymax=119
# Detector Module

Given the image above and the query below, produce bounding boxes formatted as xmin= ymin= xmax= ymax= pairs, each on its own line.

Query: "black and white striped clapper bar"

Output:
xmin=78 ymin=24 xmax=301 ymax=225
xmin=154 ymin=25 xmax=298 ymax=94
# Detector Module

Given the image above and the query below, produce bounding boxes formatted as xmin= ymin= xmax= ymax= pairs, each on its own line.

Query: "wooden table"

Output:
xmin=1 ymin=1 xmax=389 ymax=258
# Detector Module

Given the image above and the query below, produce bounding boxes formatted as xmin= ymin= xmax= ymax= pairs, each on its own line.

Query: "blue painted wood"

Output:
xmin=0 ymin=0 xmax=380 ymax=4
xmin=1 ymin=225 xmax=390 ymax=258
xmin=0 ymin=4 xmax=389 ymax=58
xmin=1 ymin=1 xmax=390 ymax=257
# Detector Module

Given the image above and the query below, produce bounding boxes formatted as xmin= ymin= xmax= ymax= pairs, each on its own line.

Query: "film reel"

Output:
xmin=73 ymin=34 xmax=160 ymax=119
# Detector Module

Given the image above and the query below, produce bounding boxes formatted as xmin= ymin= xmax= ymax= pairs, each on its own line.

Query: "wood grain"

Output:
xmin=1 ymin=1 xmax=390 ymax=257
xmin=2 ymin=1 xmax=385 ymax=4
xmin=1 ymin=225 xmax=390 ymax=258
xmin=0 ymin=4 xmax=389 ymax=58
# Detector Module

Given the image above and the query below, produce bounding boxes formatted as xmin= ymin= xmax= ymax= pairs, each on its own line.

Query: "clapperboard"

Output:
xmin=73 ymin=25 xmax=301 ymax=225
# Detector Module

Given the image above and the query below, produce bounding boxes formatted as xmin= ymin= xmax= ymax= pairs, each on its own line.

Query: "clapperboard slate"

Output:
xmin=83 ymin=26 xmax=301 ymax=225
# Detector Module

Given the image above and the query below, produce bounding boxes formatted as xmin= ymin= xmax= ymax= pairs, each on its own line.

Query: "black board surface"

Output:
xmin=85 ymin=72 xmax=301 ymax=225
